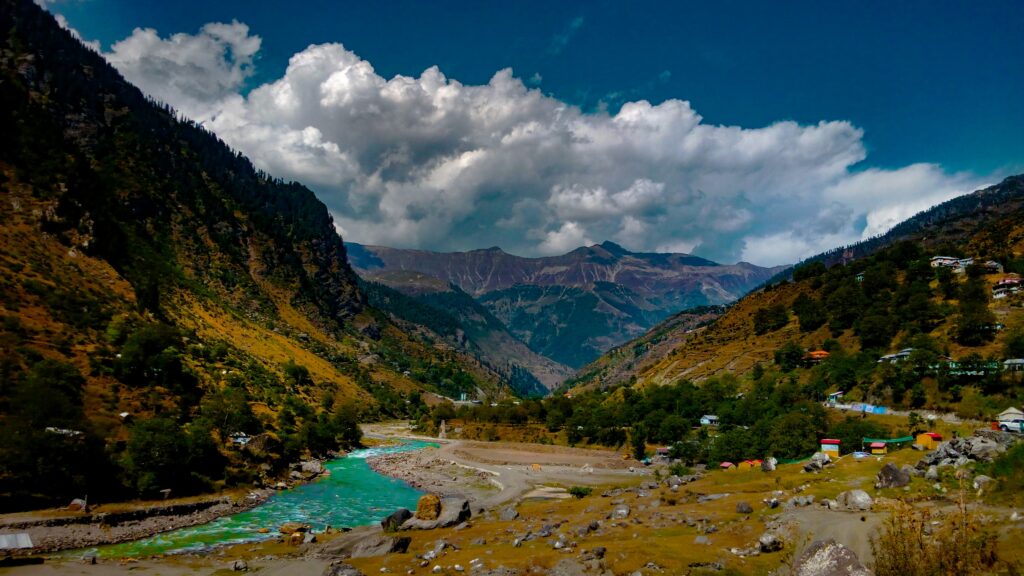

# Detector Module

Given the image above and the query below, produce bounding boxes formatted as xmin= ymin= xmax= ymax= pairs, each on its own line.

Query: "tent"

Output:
xmin=999 ymin=407 xmax=1024 ymax=420
xmin=915 ymin=432 xmax=942 ymax=450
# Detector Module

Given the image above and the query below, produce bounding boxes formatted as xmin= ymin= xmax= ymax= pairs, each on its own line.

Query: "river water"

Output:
xmin=93 ymin=441 xmax=429 ymax=557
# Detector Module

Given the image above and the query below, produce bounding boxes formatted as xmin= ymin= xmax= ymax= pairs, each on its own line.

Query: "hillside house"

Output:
xmin=982 ymin=260 xmax=1004 ymax=274
xmin=700 ymin=415 xmax=719 ymax=426
xmin=869 ymin=441 xmax=887 ymax=455
xmin=930 ymin=256 xmax=973 ymax=273
xmin=915 ymin=432 xmax=942 ymax=450
xmin=827 ymin=391 xmax=844 ymax=404
xmin=993 ymin=276 xmax=1022 ymax=299
xmin=820 ymin=438 xmax=841 ymax=455
xmin=1005 ymin=359 xmax=1024 ymax=372
xmin=878 ymin=348 xmax=914 ymax=364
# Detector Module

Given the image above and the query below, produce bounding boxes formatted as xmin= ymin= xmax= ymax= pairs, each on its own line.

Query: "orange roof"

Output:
xmin=804 ymin=350 xmax=831 ymax=359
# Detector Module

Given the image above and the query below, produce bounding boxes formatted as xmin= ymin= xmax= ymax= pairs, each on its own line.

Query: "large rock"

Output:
xmin=380 ymin=508 xmax=412 ymax=531
xmin=875 ymin=462 xmax=911 ymax=489
xmin=758 ymin=532 xmax=783 ymax=553
xmin=500 ymin=506 xmax=519 ymax=521
xmin=319 ymin=528 xmax=411 ymax=558
xmin=280 ymin=522 xmax=310 ymax=534
xmin=402 ymin=497 xmax=472 ymax=530
xmin=761 ymin=457 xmax=778 ymax=472
xmin=300 ymin=460 xmax=325 ymax=477
xmin=792 ymin=538 xmax=871 ymax=576
xmin=736 ymin=501 xmax=753 ymax=514
xmin=804 ymin=452 xmax=832 ymax=472
xmin=415 ymin=494 xmax=443 ymax=520
xmin=835 ymin=490 xmax=873 ymax=511
xmin=323 ymin=562 xmax=365 ymax=576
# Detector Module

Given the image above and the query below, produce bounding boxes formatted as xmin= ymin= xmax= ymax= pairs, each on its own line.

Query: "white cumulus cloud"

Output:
xmin=92 ymin=21 xmax=993 ymax=266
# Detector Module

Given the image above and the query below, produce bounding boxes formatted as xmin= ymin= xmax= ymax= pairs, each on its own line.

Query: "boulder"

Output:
xmin=925 ymin=465 xmax=939 ymax=481
xmin=232 ymin=560 xmax=248 ymax=572
xmin=319 ymin=529 xmax=412 ymax=558
xmin=902 ymin=464 xmax=921 ymax=478
xmin=792 ymin=538 xmax=871 ymax=576
xmin=761 ymin=457 xmax=778 ymax=472
xmin=402 ymin=497 xmax=472 ymax=530
xmin=280 ymin=522 xmax=310 ymax=535
xmin=499 ymin=506 xmax=519 ymax=521
xmin=876 ymin=462 xmax=912 ymax=489
xmin=380 ymin=508 xmax=412 ymax=531
xmin=736 ymin=501 xmax=753 ymax=514
xmin=973 ymin=475 xmax=994 ymax=491
xmin=300 ymin=460 xmax=325 ymax=477
xmin=323 ymin=562 xmax=365 ymax=576
xmin=693 ymin=535 xmax=711 ymax=545
xmin=612 ymin=504 xmax=630 ymax=519
xmin=835 ymin=490 xmax=873 ymax=511
xmin=415 ymin=494 xmax=443 ymax=520
xmin=758 ymin=532 xmax=783 ymax=553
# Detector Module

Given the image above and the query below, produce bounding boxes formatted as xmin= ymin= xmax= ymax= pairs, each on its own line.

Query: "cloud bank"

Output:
xmin=90 ymin=21 xmax=989 ymax=266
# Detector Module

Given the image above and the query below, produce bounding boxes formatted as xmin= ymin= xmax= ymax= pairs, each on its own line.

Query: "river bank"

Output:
xmin=0 ymin=489 xmax=274 ymax=554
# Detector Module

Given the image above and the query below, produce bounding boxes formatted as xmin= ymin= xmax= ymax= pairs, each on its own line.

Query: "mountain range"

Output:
xmin=347 ymin=241 xmax=783 ymax=372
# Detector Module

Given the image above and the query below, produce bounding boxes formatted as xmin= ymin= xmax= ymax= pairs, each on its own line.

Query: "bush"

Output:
xmin=753 ymin=304 xmax=789 ymax=335
xmin=568 ymin=486 xmax=592 ymax=499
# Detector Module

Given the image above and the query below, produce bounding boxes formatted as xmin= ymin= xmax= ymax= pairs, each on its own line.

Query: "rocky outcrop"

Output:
xmin=917 ymin=430 xmax=1017 ymax=469
xmin=736 ymin=501 xmax=753 ymax=514
xmin=793 ymin=538 xmax=870 ymax=576
xmin=323 ymin=563 xmax=365 ymax=576
xmin=875 ymin=462 xmax=911 ymax=489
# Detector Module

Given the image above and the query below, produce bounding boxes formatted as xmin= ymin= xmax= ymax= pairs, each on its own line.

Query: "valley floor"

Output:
xmin=4 ymin=424 xmax=1024 ymax=575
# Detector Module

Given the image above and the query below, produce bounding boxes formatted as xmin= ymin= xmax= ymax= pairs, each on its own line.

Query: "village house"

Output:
xmin=993 ymin=275 xmax=1022 ymax=299
xmin=869 ymin=441 xmax=887 ymax=455
xmin=700 ymin=415 xmax=719 ymax=426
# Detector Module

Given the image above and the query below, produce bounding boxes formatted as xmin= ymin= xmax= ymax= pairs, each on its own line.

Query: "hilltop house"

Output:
xmin=700 ymin=415 xmax=719 ymax=426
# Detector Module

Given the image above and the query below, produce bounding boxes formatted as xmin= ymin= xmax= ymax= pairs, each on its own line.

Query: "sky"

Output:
xmin=42 ymin=0 xmax=1024 ymax=266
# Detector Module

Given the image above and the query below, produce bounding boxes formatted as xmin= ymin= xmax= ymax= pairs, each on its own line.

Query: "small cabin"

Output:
xmin=820 ymin=438 xmax=841 ymax=454
xmin=700 ymin=415 xmax=719 ymax=426
xmin=1004 ymin=360 xmax=1024 ymax=372
xmin=869 ymin=441 xmax=887 ymax=455
xmin=915 ymin=432 xmax=942 ymax=450
xmin=826 ymin=391 xmax=845 ymax=404
xmin=803 ymin=350 xmax=830 ymax=365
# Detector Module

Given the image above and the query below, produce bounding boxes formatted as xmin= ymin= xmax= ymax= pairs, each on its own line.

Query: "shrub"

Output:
xmin=871 ymin=496 xmax=998 ymax=575
xmin=568 ymin=486 xmax=592 ymax=499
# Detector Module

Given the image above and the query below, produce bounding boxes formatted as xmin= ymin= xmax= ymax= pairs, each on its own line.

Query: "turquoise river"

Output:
xmin=90 ymin=441 xmax=430 ymax=558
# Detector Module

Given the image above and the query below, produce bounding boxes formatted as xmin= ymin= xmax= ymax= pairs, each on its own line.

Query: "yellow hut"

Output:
xmin=869 ymin=441 xmax=887 ymax=455
xmin=915 ymin=432 xmax=942 ymax=450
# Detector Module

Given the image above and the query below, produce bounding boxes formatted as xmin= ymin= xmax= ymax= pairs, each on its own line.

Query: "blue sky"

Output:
xmin=48 ymin=1 xmax=1024 ymax=265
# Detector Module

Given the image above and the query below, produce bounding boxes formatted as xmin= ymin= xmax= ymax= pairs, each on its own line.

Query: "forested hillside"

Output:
xmin=0 ymin=0 xmax=495 ymax=511
xmin=568 ymin=176 xmax=1024 ymax=422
